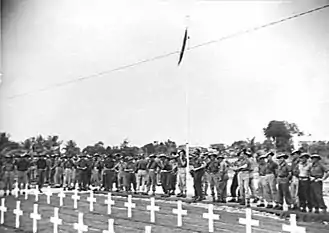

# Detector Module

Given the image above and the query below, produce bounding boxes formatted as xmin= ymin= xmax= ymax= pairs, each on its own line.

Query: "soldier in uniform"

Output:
xmin=103 ymin=154 xmax=116 ymax=191
xmin=36 ymin=153 xmax=48 ymax=193
xmin=168 ymin=153 xmax=178 ymax=196
xmin=264 ymin=151 xmax=278 ymax=208
xmin=309 ymin=154 xmax=329 ymax=213
xmin=146 ymin=154 xmax=160 ymax=196
xmin=135 ymin=154 xmax=148 ymax=194
xmin=63 ymin=155 xmax=75 ymax=190
xmin=256 ymin=153 xmax=267 ymax=207
xmin=159 ymin=154 xmax=172 ymax=197
xmin=123 ymin=156 xmax=137 ymax=193
xmin=76 ymin=153 xmax=88 ymax=191
xmin=297 ymin=153 xmax=312 ymax=212
xmin=275 ymin=153 xmax=292 ymax=210
xmin=217 ymin=153 xmax=229 ymax=203
xmin=114 ymin=154 xmax=125 ymax=192
xmin=237 ymin=149 xmax=253 ymax=207
xmin=290 ymin=149 xmax=301 ymax=210
xmin=206 ymin=152 xmax=220 ymax=202
xmin=191 ymin=153 xmax=206 ymax=202
xmin=54 ymin=155 xmax=64 ymax=187
xmin=15 ymin=153 xmax=30 ymax=194
xmin=228 ymin=151 xmax=243 ymax=203
xmin=201 ymin=152 xmax=209 ymax=197
xmin=176 ymin=149 xmax=187 ymax=198
xmin=2 ymin=155 xmax=15 ymax=196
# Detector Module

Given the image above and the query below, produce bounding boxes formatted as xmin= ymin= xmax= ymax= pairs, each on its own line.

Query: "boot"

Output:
xmin=228 ymin=198 xmax=237 ymax=203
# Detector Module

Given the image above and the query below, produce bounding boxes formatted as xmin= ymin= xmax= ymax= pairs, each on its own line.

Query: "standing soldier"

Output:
xmin=168 ymin=153 xmax=178 ymax=196
xmin=206 ymin=152 xmax=220 ymax=202
xmin=63 ymin=156 xmax=75 ymax=190
xmin=176 ymin=149 xmax=187 ymax=198
xmin=275 ymin=153 xmax=292 ymax=210
xmin=264 ymin=152 xmax=278 ymax=208
xmin=3 ymin=155 xmax=15 ymax=196
xmin=297 ymin=153 xmax=312 ymax=212
xmin=146 ymin=154 xmax=160 ymax=196
xmin=77 ymin=153 xmax=88 ymax=191
xmin=123 ymin=156 xmax=137 ymax=193
xmin=309 ymin=154 xmax=329 ymax=213
xmin=159 ymin=154 xmax=172 ymax=197
xmin=135 ymin=154 xmax=148 ymax=194
xmin=36 ymin=153 xmax=48 ymax=193
xmin=228 ymin=151 xmax=243 ymax=203
xmin=15 ymin=153 xmax=30 ymax=194
xmin=201 ymin=152 xmax=209 ymax=197
xmin=237 ymin=149 xmax=253 ymax=207
xmin=290 ymin=149 xmax=301 ymax=210
xmin=54 ymin=155 xmax=64 ymax=188
xmin=191 ymin=153 xmax=206 ymax=202
xmin=114 ymin=154 xmax=125 ymax=192
xmin=103 ymin=154 xmax=116 ymax=191
xmin=256 ymin=154 xmax=268 ymax=207
xmin=217 ymin=153 xmax=229 ymax=203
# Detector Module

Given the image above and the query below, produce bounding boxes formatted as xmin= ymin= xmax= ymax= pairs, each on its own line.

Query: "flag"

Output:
xmin=178 ymin=28 xmax=188 ymax=65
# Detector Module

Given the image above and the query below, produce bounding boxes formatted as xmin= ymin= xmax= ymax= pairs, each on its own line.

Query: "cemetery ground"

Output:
xmin=1 ymin=188 xmax=329 ymax=233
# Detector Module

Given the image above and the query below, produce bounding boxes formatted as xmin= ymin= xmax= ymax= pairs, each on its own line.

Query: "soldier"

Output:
xmin=275 ymin=153 xmax=292 ymax=210
xmin=36 ymin=153 xmax=48 ymax=193
xmin=237 ymin=149 xmax=253 ymax=207
xmin=297 ymin=153 xmax=312 ymax=212
xmin=228 ymin=151 xmax=243 ymax=203
xmin=309 ymin=154 xmax=329 ymax=213
xmin=206 ymin=152 xmax=220 ymax=202
xmin=290 ymin=149 xmax=301 ymax=210
xmin=63 ymin=156 xmax=75 ymax=190
xmin=76 ymin=153 xmax=88 ymax=191
xmin=114 ymin=154 xmax=125 ymax=192
xmin=146 ymin=154 xmax=160 ymax=196
xmin=123 ymin=156 xmax=137 ymax=193
xmin=168 ymin=153 xmax=178 ymax=196
xmin=135 ymin=154 xmax=148 ymax=194
xmin=2 ymin=155 xmax=15 ymax=196
xmin=15 ymin=153 xmax=30 ymax=194
xmin=159 ymin=154 xmax=172 ymax=197
xmin=103 ymin=154 xmax=116 ymax=191
xmin=264 ymin=152 xmax=278 ymax=208
xmin=54 ymin=155 xmax=64 ymax=187
xmin=256 ymin=154 xmax=268 ymax=207
xmin=176 ymin=149 xmax=187 ymax=198
xmin=191 ymin=153 xmax=207 ymax=202
xmin=201 ymin=152 xmax=209 ymax=197
xmin=217 ymin=153 xmax=229 ymax=203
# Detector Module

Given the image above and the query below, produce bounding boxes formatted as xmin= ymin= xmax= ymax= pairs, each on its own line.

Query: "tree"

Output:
xmin=64 ymin=140 xmax=80 ymax=157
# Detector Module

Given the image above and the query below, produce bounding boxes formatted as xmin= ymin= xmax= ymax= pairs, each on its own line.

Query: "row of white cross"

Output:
xmin=1 ymin=183 xmax=307 ymax=233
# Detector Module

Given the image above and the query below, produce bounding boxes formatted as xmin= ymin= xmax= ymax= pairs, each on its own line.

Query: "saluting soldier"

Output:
xmin=297 ymin=153 xmax=312 ymax=212
xmin=309 ymin=154 xmax=329 ymax=213
xmin=275 ymin=153 xmax=292 ymax=210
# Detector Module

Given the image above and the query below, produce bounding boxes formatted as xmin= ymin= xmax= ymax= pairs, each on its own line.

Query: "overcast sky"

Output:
xmin=1 ymin=0 xmax=329 ymax=147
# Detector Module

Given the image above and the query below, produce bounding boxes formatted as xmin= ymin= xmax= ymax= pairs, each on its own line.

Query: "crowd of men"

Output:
xmin=0 ymin=148 xmax=328 ymax=214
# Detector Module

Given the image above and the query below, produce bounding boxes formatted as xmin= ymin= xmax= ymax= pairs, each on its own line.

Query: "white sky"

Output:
xmin=1 ymin=0 xmax=329 ymax=147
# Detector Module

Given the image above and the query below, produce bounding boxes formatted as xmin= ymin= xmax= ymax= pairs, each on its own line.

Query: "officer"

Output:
xmin=256 ymin=153 xmax=268 ymax=207
xmin=176 ymin=149 xmax=187 ymax=198
xmin=297 ymin=153 xmax=312 ymax=212
xmin=146 ymin=154 xmax=161 ymax=196
xmin=217 ymin=153 xmax=229 ymax=203
xmin=15 ymin=152 xmax=30 ymax=194
xmin=309 ymin=154 xmax=329 ymax=213
xmin=275 ymin=153 xmax=292 ymax=210
xmin=3 ymin=154 xmax=15 ymax=196
xmin=206 ymin=152 xmax=220 ymax=202
xmin=290 ymin=149 xmax=301 ymax=210
xmin=191 ymin=153 xmax=207 ymax=202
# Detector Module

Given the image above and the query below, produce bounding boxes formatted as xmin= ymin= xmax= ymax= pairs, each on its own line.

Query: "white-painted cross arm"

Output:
xmin=105 ymin=193 xmax=115 ymax=215
xmin=50 ymin=207 xmax=62 ymax=233
xmin=0 ymin=199 xmax=7 ymax=225
xmin=146 ymin=197 xmax=159 ymax=223
xmin=203 ymin=204 xmax=219 ymax=233
xmin=239 ymin=208 xmax=259 ymax=233
xmin=172 ymin=200 xmax=187 ymax=227
xmin=74 ymin=212 xmax=88 ymax=233
xmin=87 ymin=190 xmax=96 ymax=212
xmin=103 ymin=219 xmax=115 ymax=233
xmin=282 ymin=214 xmax=306 ymax=233
xmin=30 ymin=204 xmax=41 ymax=233
xmin=124 ymin=195 xmax=136 ymax=218
xmin=13 ymin=201 xmax=23 ymax=228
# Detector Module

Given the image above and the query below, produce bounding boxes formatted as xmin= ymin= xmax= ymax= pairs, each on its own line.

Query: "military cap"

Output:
xmin=148 ymin=154 xmax=156 ymax=158
xmin=299 ymin=153 xmax=310 ymax=159
xmin=266 ymin=151 xmax=274 ymax=157
xmin=277 ymin=153 xmax=289 ymax=159
xmin=158 ymin=154 xmax=168 ymax=158
xmin=291 ymin=149 xmax=301 ymax=155
xmin=259 ymin=154 xmax=268 ymax=159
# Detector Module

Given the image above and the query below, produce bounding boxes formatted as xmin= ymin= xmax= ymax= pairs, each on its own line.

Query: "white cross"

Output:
xmin=13 ymin=182 xmax=20 ymax=198
xmin=30 ymin=204 xmax=41 ymax=233
xmin=34 ymin=185 xmax=40 ymax=202
xmin=72 ymin=187 xmax=80 ymax=209
xmin=87 ymin=190 xmax=96 ymax=212
xmin=145 ymin=226 xmax=152 ymax=233
xmin=282 ymin=214 xmax=306 ymax=233
xmin=203 ymin=204 xmax=220 ymax=233
xmin=58 ymin=189 xmax=66 ymax=207
xmin=0 ymin=198 xmax=7 ymax=224
xmin=124 ymin=195 xmax=136 ymax=218
xmin=13 ymin=201 xmax=23 ymax=228
xmin=74 ymin=212 xmax=88 ymax=233
xmin=239 ymin=208 xmax=259 ymax=233
xmin=146 ymin=197 xmax=159 ymax=223
xmin=172 ymin=200 xmax=187 ymax=227
xmin=50 ymin=207 xmax=62 ymax=233
xmin=45 ymin=186 xmax=53 ymax=204
xmin=24 ymin=184 xmax=29 ymax=200
xmin=105 ymin=193 xmax=115 ymax=215
xmin=102 ymin=219 xmax=115 ymax=233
